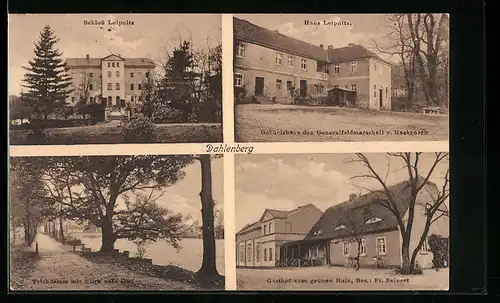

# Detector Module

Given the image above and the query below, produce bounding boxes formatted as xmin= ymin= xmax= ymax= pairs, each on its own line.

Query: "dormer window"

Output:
xmin=313 ymin=229 xmax=323 ymax=235
xmin=365 ymin=217 xmax=382 ymax=224
xmin=236 ymin=43 xmax=245 ymax=57
xmin=334 ymin=225 xmax=346 ymax=231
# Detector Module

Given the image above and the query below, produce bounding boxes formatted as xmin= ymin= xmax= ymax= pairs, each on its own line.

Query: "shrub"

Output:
xmin=134 ymin=240 xmax=150 ymax=259
xmin=121 ymin=114 xmax=157 ymax=143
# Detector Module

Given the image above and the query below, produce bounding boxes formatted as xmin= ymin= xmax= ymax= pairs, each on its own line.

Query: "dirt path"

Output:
xmin=14 ymin=234 xmax=200 ymax=291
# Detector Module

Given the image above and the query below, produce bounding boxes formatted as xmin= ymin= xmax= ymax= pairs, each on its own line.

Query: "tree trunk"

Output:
xmin=356 ymin=241 xmax=361 ymax=271
xmin=59 ymin=217 xmax=65 ymax=244
xmin=100 ymin=219 xmax=115 ymax=252
xmin=196 ymin=155 xmax=219 ymax=278
xmin=401 ymin=237 xmax=411 ymax=273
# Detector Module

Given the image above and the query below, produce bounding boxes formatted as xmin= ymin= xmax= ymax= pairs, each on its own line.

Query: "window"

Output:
xmin=247 ymin=243 xmax=252 ymax=263
xmin=107 ymin=83 xmax=112 ymax=90
xmin=366 ymin=217 xmax=382 ymax=224
xmin=373 ymin=85 xmax=377 ymax=97
xmin=373 ymin=62 xmax=377 ymax=71
xmin=376 ymin=237 xmax=387 ymax=255
xmin=116 ymin=83 xmax=120 ymax=90
xmin=285 ymin=221 xmax=292 ymax=232
xmin=343 ymin=242 xmax=350 ymax=256
xmin=116 ymin=62 xmax=119 ymax=67
xmin=131 ymin=96 xmax=135 ymax=103
xmin=131 ymin=72 xmax=134 ymax=78
xmin=264 ymin=248 xmax=268 ymax=261
xmin=287 ymin=55 xmax=294 ymax=67
xmin=276 ymin=52 xmax=283 ymax=65
xmin=239 ymin=244 xmax=244 ymax=262
xmin=107 ymin=62 xmax=110 ymax=67
xmin=116 ymin=71 xmax=120 ymax=77
xmin=360 ymin=239 xmax=367 ymax=256
xmin=145 ymin=72 xmax=150 ymax=78
xmin=269 ymin=248 xmax=273 ymax=261
xmin=112 ymin=62 xmax=115 ymax=67
xmin=319 ymin=84 xmax=324 ymax=94
xmin=350 ymin=61 xmax=357 ymax=72
xmin=130 ymin=84 xmax=134 ymax=90
xmin=234 ymin=73 xmax=243 ymax=87
xmin=89 ymin=73 xmax=93 ymax=78
xmin=89 ymin=84 xmax=93 ymax=91
xmin=351 ymin=84 xmax=357 ymax=91
xmin=236 ymin=43 xmax=245 ymax=57
xmin=287 ymin=80 xmax=293 ymax=91
xmin=301 ymin=58 xmax=307 ymax=70
xmin=138 ymin=84 xmax=142 ymax=90
xmin=386 ymin=87 xmax=388 ymax=100
xmin=334 ymin=64 xmax=340 ymax=74
xmin=139 ymin=96 xmax=142 ymax=102
xmin=313 ymin=229 xmax=323 ymax=235
xmin=269 ymin=223 xmax=273 ymax=234
xmin=264 ymin=225 xmax=267 ymax=235
xmin=71 ymin=97 xmax=74 ymax=102
xmin=334 ymin=225 xmax=346 ymax=231
xmin=334 ymin=85 xmax=339 ymax=88
xmin=108 ymin=71 xmax=112 ymax=77
xmin=276 ymin=79 xmax=282 ymax=91
xmin=256 ymin=243 xmax=260 ymax=261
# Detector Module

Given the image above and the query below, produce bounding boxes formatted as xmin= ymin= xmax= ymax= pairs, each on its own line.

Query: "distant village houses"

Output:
xmin=234 ymin=17 xmax=392 ymax=110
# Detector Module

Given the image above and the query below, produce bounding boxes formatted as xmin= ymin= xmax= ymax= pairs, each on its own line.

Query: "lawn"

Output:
xmin=237 ymin=266 xmax=449 ymax=291
xmin=235 ymin=104 xmax=449 ymax=142
xmin=9 ymin=122 xmax=222 ymax=145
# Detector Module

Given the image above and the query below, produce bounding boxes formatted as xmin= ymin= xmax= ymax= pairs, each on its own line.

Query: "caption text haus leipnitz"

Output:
xmin=236 ymin=180 xmax=449 ymax=269
xmin=234 ymin=17 xmax=392 ymax=110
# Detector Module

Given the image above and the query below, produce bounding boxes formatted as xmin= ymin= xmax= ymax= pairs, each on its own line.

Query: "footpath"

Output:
xmin=12 ymin=234 xmax=199 ymax=291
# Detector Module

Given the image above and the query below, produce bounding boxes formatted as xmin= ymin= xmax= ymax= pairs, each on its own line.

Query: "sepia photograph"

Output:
xmin=235 ymin=153 xmax=449 ymax=290
xmin=9 ymin=155 xmax=225 ymax=291
xmin=233 ymin=14 xmax=449 ymax=142
xmin=8 ymin=14 xmax=222 ymax=145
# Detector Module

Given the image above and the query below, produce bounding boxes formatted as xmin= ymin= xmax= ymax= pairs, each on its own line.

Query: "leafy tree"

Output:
xmin=41 ymin=156 xmax=194 ymax=252
xmin=22 ymin=25 xmax=73 ymax=129
xmin=9 ymin=157 xmax=51 ymax=245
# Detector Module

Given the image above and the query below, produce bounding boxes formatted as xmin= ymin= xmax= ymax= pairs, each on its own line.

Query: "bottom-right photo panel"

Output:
xmin=234 ymin=152 xmax=449 ymax=291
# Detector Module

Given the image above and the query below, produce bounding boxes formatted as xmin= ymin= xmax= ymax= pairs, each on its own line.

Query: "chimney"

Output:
xmin=319 ymin=44 xmax=324 ymax=49
xmin=86 ymin=54 xmax=89 ymax=59
xmin=327 ymin=45 xmax=334 ymax=50
xmin=348 ymin=43 xmax=355 ymax=47
xmin=349 ymin=193 xmax=357 ymax=201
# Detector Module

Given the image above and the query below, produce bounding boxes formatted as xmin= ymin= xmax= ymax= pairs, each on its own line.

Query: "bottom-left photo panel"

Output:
xmin=8 ymin=155 xmax=225 ymax=291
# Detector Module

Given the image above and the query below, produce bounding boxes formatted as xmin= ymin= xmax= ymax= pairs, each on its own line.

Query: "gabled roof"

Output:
xmin=327 ymin=44 xmax=391 ymax=65
xmin=234 ymin=17 xmax=329 ymax=62
xmin=304 ymin=178 xmax=438 ymax=242
xmin=65 ymin=55 xmax=155 ymax=68
xmin=236 ymin=221 xmax=261 ymax=235
xmin=234 ymin=17 xmax=390 ymax=65
xmin=259 ymin=203 xmax=318 ymax=221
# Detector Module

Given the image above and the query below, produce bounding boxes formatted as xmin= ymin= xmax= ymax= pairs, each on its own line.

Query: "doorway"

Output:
xmin=379 ymin=88 xmax=383 ymax=108
xmin=107 ymin=96 xmax=112 ymax=106
xmin=300 ymin=80 xmax=307 ymax=97
xmin=255 ymin=77 xmax=264 ymax=96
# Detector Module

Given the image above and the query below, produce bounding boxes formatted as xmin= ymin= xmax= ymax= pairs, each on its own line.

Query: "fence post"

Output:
xmin=35 ymin=242 xmax=39 ymax=255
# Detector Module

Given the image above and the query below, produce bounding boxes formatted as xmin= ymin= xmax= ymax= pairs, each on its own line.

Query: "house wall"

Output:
xmin=328 ymin=58 xmax=370 ymax=107
xmin=368 ymin=58 xmax=392 ymax=110
xmin=401 ymin=184 xmax=450 ymax=269
xmin=287 ymin=206 xmax=323 ymax=235
xmin=102 ymin=56 xmax=125 ymax=104
xmin=67 ymin=67 xmax=102 ymax=105
xmin=124 ymin=68 xmax=154 ymax=106
xmin=234 ymin=39 xmax=328 ymax=103
xmin=329 ymin=229 xmax=401 ymax=268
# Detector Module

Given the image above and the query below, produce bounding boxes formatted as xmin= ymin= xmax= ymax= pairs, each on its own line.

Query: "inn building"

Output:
xmin=233 ymin=17 xmax=393 ymax=109
xmin=65 ymin=54 xmax=155 ymax=108
xmin=236 ymin=179 xmax=449 ymax=269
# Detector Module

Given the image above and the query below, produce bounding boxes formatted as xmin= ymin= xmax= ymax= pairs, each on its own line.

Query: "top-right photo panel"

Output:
xmin=233 ymin=14 xmax=449 ymax=142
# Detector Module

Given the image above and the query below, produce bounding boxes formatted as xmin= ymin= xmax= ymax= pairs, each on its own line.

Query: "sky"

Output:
xmin=235 ymin=14 xmax=398 ymax=61
xmin=8 ymin=14 xmax=222 ymax=96
xmin=235 ymin=153 xmax=449 ymax=231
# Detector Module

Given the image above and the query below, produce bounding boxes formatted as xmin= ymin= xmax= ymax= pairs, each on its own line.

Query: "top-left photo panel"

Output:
xmin=8 ymin=14 xmax=223 ymax=146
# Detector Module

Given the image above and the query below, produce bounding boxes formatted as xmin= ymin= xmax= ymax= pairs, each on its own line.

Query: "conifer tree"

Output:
xmin=22 ymin=25 xmax=73 ymax=124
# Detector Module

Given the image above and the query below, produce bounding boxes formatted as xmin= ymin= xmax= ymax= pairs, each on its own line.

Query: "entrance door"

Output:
xmin=300 ymin=80 xmax=307 ymax=97
xmin=255 ymin=77 xmax=264 ymax=96
xmin=379 ymin=89 xmax=383 ymax=108
xmin=116 ymin=96 xmax=121 ymax=107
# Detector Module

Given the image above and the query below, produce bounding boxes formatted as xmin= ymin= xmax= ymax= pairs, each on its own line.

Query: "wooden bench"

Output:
xmin=422 ymin=107 xmax=441 ymax=114
xmin=67 ymin=239 xmax=83 ymax=252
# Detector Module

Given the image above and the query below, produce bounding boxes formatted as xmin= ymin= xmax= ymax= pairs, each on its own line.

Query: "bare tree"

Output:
xmin=342 ymin=205 xmax=372 ymax=271
xmin=347 ymin=152 xmax=449 ymax=274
